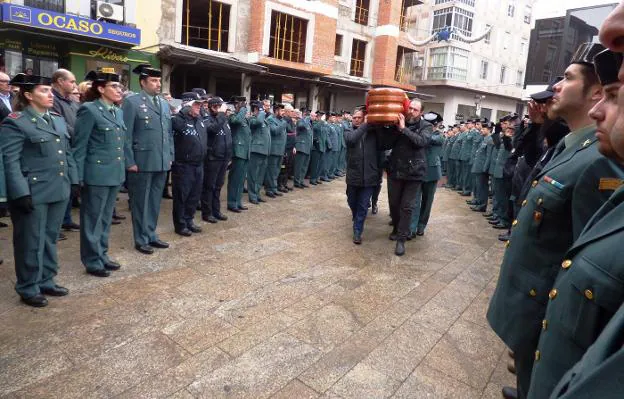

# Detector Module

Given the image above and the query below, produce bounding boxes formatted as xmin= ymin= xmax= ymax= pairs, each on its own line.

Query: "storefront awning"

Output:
xmin=319 ymin=75 xmax=371 ymax=91
xmin=158 ymin=43 xmax=266 ymax=74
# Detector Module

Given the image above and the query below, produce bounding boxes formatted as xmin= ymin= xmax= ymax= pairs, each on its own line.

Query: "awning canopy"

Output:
xmin=158 ymin=42 xmax=266 ymax=74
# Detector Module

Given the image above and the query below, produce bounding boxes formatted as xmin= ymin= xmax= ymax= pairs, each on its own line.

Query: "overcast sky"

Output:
xmin=534 ymin=0 xmax=618 ymax=19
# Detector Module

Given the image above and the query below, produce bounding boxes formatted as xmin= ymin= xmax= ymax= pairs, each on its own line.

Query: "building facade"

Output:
xmin=0 ymin=0 xmax=157 ymax=91
xmin=409 ymin=0 xmax=536 ymax=124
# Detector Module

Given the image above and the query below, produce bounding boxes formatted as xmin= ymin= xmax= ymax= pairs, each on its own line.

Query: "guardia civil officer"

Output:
xmin=527 ymin=48 xmax=624 ymax=399
xmin=409 ymin=111 xmax=444 ymax=237
xmin=1 ymin=73 xmax=79 ymax=307
xmin=264 ymin=103 xmax=287 ymax=198
xmin=308 ymin=111 xmax=326 ymax=185
xmin=470 ymin=122 xmax=494 ymax=212
xmin=466 ymin=119 xmax=485 ymax=207
xmin=226 ymin=96 xmax=250 ymax=213
xmin=247 ymin=101 xmax=270 ymax=204
xmin=327 ymin=113 xmax=341 ymax=178
xmin=122 ymin=64 xmax=173 ymax=255
xmin=171 ymin=92 xmax=207 ymax=236
xmin=201 ymin=96 xmax=232 ymax=222
xmin=459 ymin=119 xmax=478 ymax=196
xmin=294 ymin=109 xmax=313 ymax=188
xmin=448 ymin=124 xmax=463 ymax=189
xmin=319 ymin=112 xmax=333 ymax=182
xmin=486 ymin=43 xmax=624 ymax=399
xmin=73 ymin=70 xmax=126 ymax=277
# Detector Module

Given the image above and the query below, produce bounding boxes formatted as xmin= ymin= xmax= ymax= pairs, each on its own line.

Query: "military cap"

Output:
xmin=180 ymin=91 xmax=203 ymax=106
xmin=507 ymin=113 xmax=519 ymax=122
xmin=571 ymin=42 xmax=606 ymax=66
xmin=316 ymin=110 xmax=325 ymax=116
xmin=273 ymin=103 xmax=285 ymax=110
xmin=229 ymin=96 xmax=247 ymax=103
xmin=9 ymin=73 xmax=52 ymax=87
xmin=84 ymin=68 xmax=120 ymax=83
xmin=423 ymin=111 xmax=443 ymax=124
xmin=132 ymin=63 xmax=161 ymax=78
xmin=594 ymin=49 xmax=622 ymax=86
xmin=530 ymin=76 xmax=563 ymax=103
xmin=192 ymin=88 xmax=207 ymax=96
xmin=207 ymin=96 xmax=224 ymax=106
xmin=329 ymin=112 xmax=338 ymax=117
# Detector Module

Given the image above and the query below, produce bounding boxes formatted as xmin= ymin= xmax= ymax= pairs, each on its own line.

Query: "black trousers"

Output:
xmin=278 ymin=150 xmax=295 ymax=188
xmin=387 ymin=178 xmax=422 ymax=240
xmin=172 ymin=163 xmax=203 ymax=230
xmin=201 ymin=159 xmax=228 ymax=218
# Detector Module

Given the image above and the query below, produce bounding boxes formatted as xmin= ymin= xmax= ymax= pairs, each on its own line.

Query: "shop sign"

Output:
xmin=0 ymin=4 xmax=140 ymax=46
xmin=0 ymin=38 xmax=21 ymax=51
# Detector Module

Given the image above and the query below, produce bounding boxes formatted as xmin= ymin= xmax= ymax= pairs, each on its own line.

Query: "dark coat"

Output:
xmin=204 ymin=112 xmax=232 ymax=161
xmin=172 ymin=107 xmax=207 ymax=164
xmin=52 ymin=88 xmax=79 ymax=140
xmin=345 ymin=123 xmax=379 ymax=187
xmin=379 ymin=118 xmax=432 ymax=181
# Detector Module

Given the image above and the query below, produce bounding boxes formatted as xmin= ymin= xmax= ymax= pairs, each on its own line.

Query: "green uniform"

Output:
xmin=444 ymin=134 xmax=457 ymax=187
xmin=309 ymin=120 xmax=326 ymax=183
xmin=471 ymin=134 xmax=491 ymax=208
xmin=492 ymin=136 xmax=512 ymax=225
xmin=339 ymin=120 xmax=350 ymax=172
xmin=410 ymin=129 xmax=444 ymax=234
xmin=487 ymin=125 xmax=624 ymax=397
xmin=1 ymin=107 xmax=78 ymax=298
xmin=450 ymin=131 xmax=465 ymax=189
xmin=248 ymin=111 xmax=270 ymax=202
xmin=122 ymin=91 xmax=173 ymax=247
xmin=328 ymin=123 xmax=341 ymax=176
xmin=73 ymin=99 xmax=126 ymax=273
xmin=227 ymin=107 xmax=251 ymax=209
xmin=264 ymin=114 xmax=287 ymax=194
xmin=319 ymin=121 xmax=333 ymax=180
xmin=294 ymin=118 xmax=312 ymax=186
xmin=529 ymin=185 xmax=624 ymax=398
xmin=459 ymin=129 xmax=478 ymax=194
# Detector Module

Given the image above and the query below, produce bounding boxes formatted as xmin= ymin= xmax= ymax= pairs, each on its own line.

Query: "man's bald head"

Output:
xmin=52 ymin=69 xmax=76 ymax=97
xmin=0 ymin=72 xmax=10 ymax=95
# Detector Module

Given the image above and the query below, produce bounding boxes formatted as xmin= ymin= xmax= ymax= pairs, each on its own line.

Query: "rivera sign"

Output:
xmin=0 ymin=4 xmax=141 ymax=46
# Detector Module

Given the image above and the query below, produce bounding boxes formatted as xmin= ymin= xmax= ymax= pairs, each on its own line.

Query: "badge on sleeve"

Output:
xmin=599 ymin=178 xmax=624 ymax=191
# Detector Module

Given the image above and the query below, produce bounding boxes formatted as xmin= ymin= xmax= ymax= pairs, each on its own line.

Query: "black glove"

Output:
xmin=71 ymin=184 xmax=80 ymax=198
xmin=12 ymin=195 xmax=34 ymax=214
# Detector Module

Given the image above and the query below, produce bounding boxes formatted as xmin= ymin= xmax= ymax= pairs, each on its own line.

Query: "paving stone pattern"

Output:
xmin=0 ymin=178 xmax=510 ymax=398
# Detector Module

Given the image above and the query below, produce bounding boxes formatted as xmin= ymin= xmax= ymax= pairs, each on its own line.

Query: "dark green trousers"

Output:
xmin=10 ymin=199 xmax=67 ymax=298
xmin=309 ymin=150 xmax=323 ymax=183
xmin=410 ymin=180 xmax=438 ymax=233
xmin=264 ymin=155 xmax=282 ymax=194
xmin=294 ymin=152 xmax=310 ymax=186
xmin=248 ymin=152 xmax=267 ymax=202
xmin=227 ymin=157 xmax=248 ymax=209
xmin=127 ymin=171 xmax=167 ymax=246
xmin=80 ymin=185 xmax=119 ymax=272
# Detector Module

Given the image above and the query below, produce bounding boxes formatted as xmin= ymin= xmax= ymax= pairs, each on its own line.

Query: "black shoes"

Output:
xmin=471 ymin=206 xmax=487 ymax=212
xmin=215 ymin=213 xmax=228 ymax=221
xmin=238 ymin=206 xmax=248 ymax=211
xmin=502 ymin=387 xmax=518 ymax=399
xmin=111 ymin=219 xmax=121 ymax=225
xmin=258 ymin=198 xmax=267 ymax=203
xmin=41 ymin=285 xmax=69 ymax=296
xmin=274 ymin=191 xmax=284 ymax=196
xmin=58 ymin=232 xmax=67 ymax=241
xmin=372 ymin=204 xmax=378 ymax=215
xmin=203 ymin=215 xmax=218 ymax=223
xmin=135 ymin=244 xmax=155 ymax=254
xmin=149 ymin=239 xmax=170 ymax=248
xmin=493 ymin=223 xmax=509 ymax=230
xmin=488 ymin=219 xmax=501 ymax=225
xmin=227 ymin=207 xmax=242 ymax=213
xmin=88 ymin=268 xmax=111 ymax=277
xmin=407 ymin=232 xmax=416 ymax=241
xmin=250 ymin=199 xmax=260 ymax=205
xmin=189 ymin=224 xmax=202 ymax=233
xmin=21 ymin=294 xmax=48 ymax=307
xmin=104 ymin=260 xmax=121 ymax=271
xmin=353 ymin=232 xmax=362 ymax=245
xmin=176 ymin=228 xmax=192 ymax=237
xmin=112 ymin=213 xmax=126 ymax=220
xmin=278 ymin=187 xmax=289 ymax=193
xmin=389 ymin=230 xmax=398 ymax=241
xmin=266 ymin=192 xmax=276 ymax=198
xmin=416 ymin=229 xmax=425 ymax=236
xmin=395 ymin=240 xmax=406 ymax=256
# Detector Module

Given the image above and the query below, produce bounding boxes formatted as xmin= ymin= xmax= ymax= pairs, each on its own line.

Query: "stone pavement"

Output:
xmin=0 ymin=178 xmax=513 ymax=398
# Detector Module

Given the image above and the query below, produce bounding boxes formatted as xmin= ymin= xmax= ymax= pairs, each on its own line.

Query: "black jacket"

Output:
xmin=204 ymin=112 xmax=232 ymax=161
xmin=52 ymin=89 xmax=79 ymax=140
xmin=345 ymin=123 xmax=380 ymax=187
xmin=379 ymin=118 xmax=432 ymax=181
xmin=172 ymin=107 xmax=208 ymax=164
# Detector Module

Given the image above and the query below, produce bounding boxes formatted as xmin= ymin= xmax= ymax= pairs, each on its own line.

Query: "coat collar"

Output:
xmin=94 ymin=99 xmax=124 ymax=127
xmin=24 ymin=107 xmax=60 ymax=136
xmin=538 ymin=126 xmax=597 ymax=178
xmin=141 ymin=90 xmax=161 ymax=115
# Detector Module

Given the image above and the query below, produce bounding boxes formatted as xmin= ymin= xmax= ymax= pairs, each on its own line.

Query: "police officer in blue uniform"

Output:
xmin=1 ymin=73 xmax=79 ymax=307
xmin=122 ymin=64 xmax=173 ymax=255
xmin=73 ymin=69 xmax=126 ymax=277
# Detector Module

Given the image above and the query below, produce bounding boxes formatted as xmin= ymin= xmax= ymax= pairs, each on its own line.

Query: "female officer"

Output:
xmin=1 ymin=73 xmax=78 ymax=307
xmin=73 ymin=69 xmax=126 ymax=278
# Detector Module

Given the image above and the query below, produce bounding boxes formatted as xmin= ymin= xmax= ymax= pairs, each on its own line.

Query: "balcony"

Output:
xmin=427 ymin=66 xmax=467 ymax=81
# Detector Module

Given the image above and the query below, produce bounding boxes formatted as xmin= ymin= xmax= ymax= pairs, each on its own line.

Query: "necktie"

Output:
xmin=42 ymin=114 xmax=52 ymax=125
xmin=110 ymin=107 xmax=116 ymax=118
xmin=153 ymin=96 xmax=159 ymax=109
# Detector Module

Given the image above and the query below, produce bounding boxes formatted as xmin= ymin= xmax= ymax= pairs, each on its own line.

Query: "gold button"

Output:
xmin=32 ymin=177 xmax=37 ymax=181
xmin=59 ymin=172 xmax=64 ymax=176
xmin=117 ymin=147 xmax=121 ymax=150
xmin=505 ymin=240 xmax=510 ymax=248
xmin=532 ymin=180 xmax=538 ymax=187
xmin=529 ymin=289 xmax=537 ymax=297
xmin=535 ymin=350 xmax=540 ymax=361
xmin=58 ymin=150 xmax=63 ymax=154
xmin=537 ymin=198 xmax=543 ymax=205
xmin=512 ymin=220 xmax=518 ymax=227
xmin=55 ymin=138 xmax=60 ymax=142
xmin=60 ymin=161 xmax=64 ymax=165
xmin=117 ymin=137 xmax=121 ymax=140
xmin=561 ymin=259 xmax=572 ymax=269
xmin=97 ymin=160 xmax=101 ymax=163
xmin=522 ymin=199 xmax=527 ymax=206
xmin=549 ymin=289 xmax=558 ymax=299
xmin=542 ymin=319 xmax=548 ymax=330
xmin=117 ymin=157 xmax=121 ymax=160
xmin=584 ymin=289 xmax=594 ymax=300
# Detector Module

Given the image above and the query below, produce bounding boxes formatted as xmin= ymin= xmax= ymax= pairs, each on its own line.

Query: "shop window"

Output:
xmin=268 ymin=11 xmax=308 ymax=63
xmin=182 ymin=0 xmax=231 ymax=52
xmin=350 ymin=39 xmax=366 ymax=77
xmin=85 ymin=60 xmax=131 ymax=89
xmin=0 ymin=51 xmax=23 ymax=78
xmin=354 ymin=0 xmax=369 ymax=26
xmin=335 ymin=34 xmax=343 ymax=57
xmin=395 ymin=46 xmax=418 ymax=86
xmin=24 ymin=0 xmax=65 ymax=13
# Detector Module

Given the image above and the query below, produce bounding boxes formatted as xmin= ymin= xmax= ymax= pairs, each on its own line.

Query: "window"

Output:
xmin=24 ymin=0 xmax=64 ymax=12
xmin=432 ymin=7 xmax=474 ymax=40
xmin=516 ymin=70 xmax=523 ymax=87
xmin=500 ymin=65 xmax=506 ymax=84
xmin=520 ymin=39 xmax=527 ymax=55
xmin=507 ymin=0 xmax=515 ymax=17
xmin=350 ymin=39 xmax=367 ymax=77
xmin=428 ymin=46 xmax=469 ymax=81
xmin=354 ymin=0 xmax=370 ymax=25
xmin=268 ymin=11 xmax=308 ymax=63
xmin=544 ymin=46 xmax=556 ymax=70
xmin=399 ymin=0 xmax=417 ymax=32
xmin=479 ymin=60 xmax=488 ymax=79
xmin=504 ymin=31 xmax=511 ymax=50
xmin=434 ymin=0 xmax=475 ymax=6
xmin=395 ymin=46 xmax=419 ymax=85
xmin=182 ymin=0 xmax=231 ymax=52
xmin=484 ymin=24 xmax=491 ymax=44
xmin=524 ymin=4 xmax=532 ymax=24
xmin=335 ymin=34 xmax=343 ymax=56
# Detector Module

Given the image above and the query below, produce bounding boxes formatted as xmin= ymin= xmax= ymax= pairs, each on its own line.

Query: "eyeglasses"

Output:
xmin=106 ymin=83 xmax=123 ymax=90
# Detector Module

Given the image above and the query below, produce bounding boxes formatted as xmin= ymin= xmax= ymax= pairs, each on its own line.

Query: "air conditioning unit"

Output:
xmin=96 ymin=1 xmax=124 ymax=22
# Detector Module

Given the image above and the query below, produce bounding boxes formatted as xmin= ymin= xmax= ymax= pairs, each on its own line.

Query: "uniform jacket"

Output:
xmin=459 ymin=129 xmax=478 ymax=162
xmin=284 ymin=117 xmax=297 ymax=151
xmin=549 ymin=299 xmax=624 ymax=399
xmin=294 ymin=119 xmax=312 ymax=154
xmin=471 ymin=134 xmax=489 ymax=174
xmin=345 ymin=123 xmax=379 ymax=187
xmin=486 ymin=125 xmax=624 ymax=356
xmin=489 ymin=132 xmax=501 ymax=175
xmin=1 ymin=107 xmax=78 ymax=204
xmin=311 ymin=120 xmax=325 ymax=153
xmin=172 ymin=107 xmax=207 ymax=165
xmin=204 ymin=111 xmax=232 ymax=161
xmin=424 ymin=130 xmax=445 ymax=182
xmin=73 ymin=99 xmax=126 ymax=186
xmin=52 ymin=88 xmax=79 ymax=140
xmin=471 ymin=134 xmax=484 ymax=164
xmin=122 ymin=91 xmax=173 ymax=172
xmin=529 ymin=185 xmax=624 ymax=398
xmin=338 ymin=123 xmax=346 ymax=150
xmin=322 ymin=122 xmax=333 ymax=152
xmin=379 ymin=118 xmax=432 ymax=181
xmin=492 ymin=135 xmax=511 ymax=179
xmin=267 ymin=114 xmax=287 ymax=156
xmin=481 ymin=135 xmax=495 ymax=173
xmin=450 ymin=131 xmax=464 ymax=160
xmin=443 ymin=135 xmax=455 ymax=161
xmin=249 ymin=111 xmax=271 ymax=156
xmin=229 ymin=107 xmax=251 ymax=160
xmin=328 ymin=123 xmax=341 ymax=152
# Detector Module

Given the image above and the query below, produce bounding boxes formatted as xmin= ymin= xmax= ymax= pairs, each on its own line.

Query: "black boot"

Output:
xmin=395 ymin=240 xmax=405 ymax=256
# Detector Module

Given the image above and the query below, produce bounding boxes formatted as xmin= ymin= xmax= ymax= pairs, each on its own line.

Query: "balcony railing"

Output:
xmin=427 ymin=66 xmax=467 ymax=81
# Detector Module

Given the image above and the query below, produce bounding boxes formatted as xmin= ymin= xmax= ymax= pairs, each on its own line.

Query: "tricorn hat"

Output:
xmin=132 ymin=63 xmax=162 ymax=78
xmin=593 ymin=49 xmax=622 ymax=86
xmin=9 ymin=73 xmax=52 ymax=87
xmin=85 ymin=68 xmax=120 ymax=83
xmin=571 ymin=42 xmax=606 ymax=66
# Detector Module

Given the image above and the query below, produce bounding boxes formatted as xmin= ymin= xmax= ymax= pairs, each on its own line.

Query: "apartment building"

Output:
xmin=0 ymin=0 xmax=157 ymax=91
xmin=409 ymin=0 xmax=536 ymax=124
